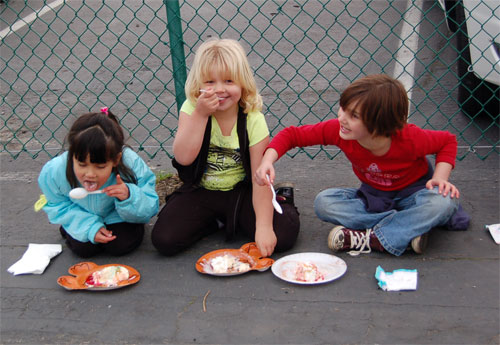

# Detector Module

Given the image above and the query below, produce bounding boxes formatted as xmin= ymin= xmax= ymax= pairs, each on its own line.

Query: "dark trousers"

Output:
xmin=151 ymin=186 xmax=300 ymax=256
xmin=60 ymin=222 xmax=145 ymax=258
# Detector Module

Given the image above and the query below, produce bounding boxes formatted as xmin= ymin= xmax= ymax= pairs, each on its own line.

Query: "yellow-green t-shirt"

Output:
xmin=180 ymin=100 xmax=269 ymax=191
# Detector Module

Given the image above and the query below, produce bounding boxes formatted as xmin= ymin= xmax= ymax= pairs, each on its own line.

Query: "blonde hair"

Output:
xmin=184 ymin=38 xmax=263 ymax=113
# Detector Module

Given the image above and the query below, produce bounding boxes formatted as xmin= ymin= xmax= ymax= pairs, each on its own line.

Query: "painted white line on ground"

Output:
xmin=393 ymin=0 xmax=423 ymax=116
xmin=0 ymin=0 xmax=65 ymax=40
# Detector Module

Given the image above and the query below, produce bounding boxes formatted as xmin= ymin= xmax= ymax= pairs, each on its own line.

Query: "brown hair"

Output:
xmin=339 ymin=74 xmax=408 ymax=137
xmin=65 ymin=110 xmax=137 ymax=187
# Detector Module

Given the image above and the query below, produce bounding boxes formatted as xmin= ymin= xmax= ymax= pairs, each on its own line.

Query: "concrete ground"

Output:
xmin=1 ymin=151 xmax=499 ymax=345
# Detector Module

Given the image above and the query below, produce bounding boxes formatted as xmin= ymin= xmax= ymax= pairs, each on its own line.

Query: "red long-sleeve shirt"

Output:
xmin=268 ymin=119 xmax=457 ymax=191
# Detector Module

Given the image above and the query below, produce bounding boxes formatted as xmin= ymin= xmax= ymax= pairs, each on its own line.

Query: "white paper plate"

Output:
xmin=271 ymin=252 xmax=347 ymax=285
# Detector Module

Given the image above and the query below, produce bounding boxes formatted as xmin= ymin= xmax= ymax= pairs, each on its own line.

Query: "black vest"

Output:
xmin=172 ymin=106 xmax=251 ymax=192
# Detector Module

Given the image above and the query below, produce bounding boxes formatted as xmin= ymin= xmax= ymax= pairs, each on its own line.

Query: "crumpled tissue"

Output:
xmin=375 ymin=265 xmax=418 ymax=291
xmin=7 ymin=243 xmax=62 ymax=275
xmin=485 ymin=224 xmax=500 ymax=244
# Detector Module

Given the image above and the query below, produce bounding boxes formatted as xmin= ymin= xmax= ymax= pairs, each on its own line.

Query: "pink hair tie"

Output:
xmin=100 ymin=107 xmax=109 ymax=116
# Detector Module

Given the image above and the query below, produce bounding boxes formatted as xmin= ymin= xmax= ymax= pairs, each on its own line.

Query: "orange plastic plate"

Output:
xmin=196 ymin=242 xmax=274 ymax=276
xmin=57 ymin=262 xmax=140 ymax=291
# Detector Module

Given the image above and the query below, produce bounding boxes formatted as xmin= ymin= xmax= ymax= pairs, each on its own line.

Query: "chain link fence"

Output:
xmin=1 ymin=0 xmax=498 ymax=161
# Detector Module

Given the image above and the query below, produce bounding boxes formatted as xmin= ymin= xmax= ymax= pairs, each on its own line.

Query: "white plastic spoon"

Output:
xmin=69 ymin=187 xmax=104 ymax=199
xmin=200 ymin=89 xmax=224 ymax=101
xmin=266 ymin=175 xmax=283 ymax=214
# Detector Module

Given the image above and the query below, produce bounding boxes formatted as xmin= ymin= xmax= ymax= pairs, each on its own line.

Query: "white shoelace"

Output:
xmin=347 ymin=229 xmax=373 ymax=256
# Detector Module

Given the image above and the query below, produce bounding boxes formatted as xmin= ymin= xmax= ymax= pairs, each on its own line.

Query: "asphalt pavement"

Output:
xmin=1 ymin=151 xmax=499 ymax=345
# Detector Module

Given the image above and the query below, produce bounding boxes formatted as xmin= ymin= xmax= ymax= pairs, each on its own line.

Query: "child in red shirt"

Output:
xmin=255 ymin=74 xmax=462 ymax=256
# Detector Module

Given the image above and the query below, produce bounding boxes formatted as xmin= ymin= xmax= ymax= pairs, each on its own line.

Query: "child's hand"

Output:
xmin=255 ymin=225 xmax=277 ymax=257
xmin=255 ymin=160 xmax=275 ymax=186
xmin=254 ymin=148 xmax=279 ymax=186
xmin=94 ymin=227 xmax=116 ymax=243
xmin=103 ymin=174 xmax=130 ymax=201
xmin=426 ymin=178 xmax=460 ymax=199
xmin=195 ymin=88 xmax=219 ymax=117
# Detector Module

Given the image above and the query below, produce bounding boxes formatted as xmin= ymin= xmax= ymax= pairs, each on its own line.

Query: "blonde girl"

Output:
xmin=152 ymin=39 xmax=300 ymax=256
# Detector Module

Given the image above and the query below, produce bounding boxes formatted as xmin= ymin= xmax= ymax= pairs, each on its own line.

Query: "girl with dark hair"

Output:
xmin=37 ymin=108 xmax=159 ymax=257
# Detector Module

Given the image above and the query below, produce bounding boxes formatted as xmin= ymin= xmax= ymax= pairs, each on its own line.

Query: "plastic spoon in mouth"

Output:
xmin=266 ymin=175 xmax=283 ymax=214
xmin=200 ymin=89 xmax=224 ymax=101
xmin=69 ymin=187 xmax=104 ymax=199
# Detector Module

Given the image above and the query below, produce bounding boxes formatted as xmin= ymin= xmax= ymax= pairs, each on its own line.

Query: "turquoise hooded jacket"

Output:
xmin=38 ymin=148 xmax=159 ymax=244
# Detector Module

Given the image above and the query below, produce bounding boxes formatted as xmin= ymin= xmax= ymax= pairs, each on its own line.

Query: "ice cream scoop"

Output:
xmin=69 ymin=187 xmax=104 ymax=199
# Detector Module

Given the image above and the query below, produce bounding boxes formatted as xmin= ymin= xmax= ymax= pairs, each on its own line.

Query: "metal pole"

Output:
xmin=164 ymin=0 xmax=187 ymax=108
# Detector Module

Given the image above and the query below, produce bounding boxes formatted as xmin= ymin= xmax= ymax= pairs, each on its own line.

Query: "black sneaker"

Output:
xmin=327 ymin=225 xmax=384 ymax=255
xmin=274 ymin=182 xmax=294 ymax=206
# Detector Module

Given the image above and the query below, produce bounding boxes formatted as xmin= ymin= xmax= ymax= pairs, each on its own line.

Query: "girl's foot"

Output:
xmin=274 ymin=182 xmax=294 ymax=206
xmin=410 ymin=233 xmax=429 ymax=254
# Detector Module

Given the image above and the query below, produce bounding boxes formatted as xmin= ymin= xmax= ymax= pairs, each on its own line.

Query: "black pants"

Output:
xmin=151 ymin=186 xmax=300 ymax=256
xmin=60 ymin=222 xmax=145 ymax=258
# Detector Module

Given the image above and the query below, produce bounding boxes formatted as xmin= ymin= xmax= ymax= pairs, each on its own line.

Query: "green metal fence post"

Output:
xmin=164 ymin=0 xmax=187 ymax=108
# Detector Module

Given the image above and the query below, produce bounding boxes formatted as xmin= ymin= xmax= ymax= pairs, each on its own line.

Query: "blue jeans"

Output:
xmin=314 ymin=187 xmax=459 ymax=256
